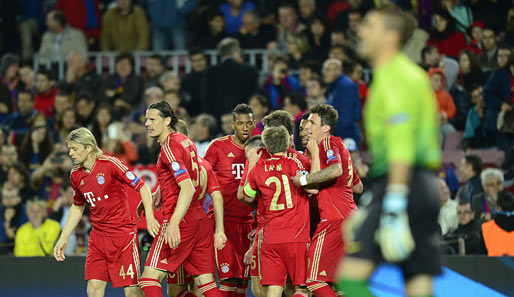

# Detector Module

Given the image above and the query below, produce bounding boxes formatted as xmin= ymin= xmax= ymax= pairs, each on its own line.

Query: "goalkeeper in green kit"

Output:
xmin=337 ymin=6 xmax=442 ymax=297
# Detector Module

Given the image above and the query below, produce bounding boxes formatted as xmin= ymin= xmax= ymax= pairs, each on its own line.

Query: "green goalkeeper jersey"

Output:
xmin=364 ymin=53 xmax=441 ymax=178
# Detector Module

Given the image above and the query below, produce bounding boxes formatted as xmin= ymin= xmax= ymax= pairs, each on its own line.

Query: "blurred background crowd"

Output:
xmin=0 ymin=0 xmax=514 ymax=257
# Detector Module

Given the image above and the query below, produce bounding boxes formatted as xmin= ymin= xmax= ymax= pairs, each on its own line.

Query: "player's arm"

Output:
xmin=167 ymin=179 xmax=195 ymax=248
xmin=307 ymin=139 xmax=321 ymax=174
xmin=242 ymin=167 xmax=259 ymax=206
xmin=210 ymin=190 xmax=227 ymax=250
xmin=139 ymin=183 xmax=160 ymax=237
xmin=54 ymin=203 xmax=85 ymax=261
xmin=353 ymin=180 xmax=364 ymax=194
xmin=295 ymin=163 xmax=342 ymax=187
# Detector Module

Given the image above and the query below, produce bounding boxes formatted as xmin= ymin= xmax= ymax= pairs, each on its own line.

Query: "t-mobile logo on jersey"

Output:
xmin=232 ymin=163 xmax=245 ymax=179
xmin=84 ymin=192 xmax=109 ymax=207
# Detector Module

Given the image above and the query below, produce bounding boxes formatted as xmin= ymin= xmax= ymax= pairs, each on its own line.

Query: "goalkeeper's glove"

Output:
xmin=375 ymin=185 xmax=415 ymax=262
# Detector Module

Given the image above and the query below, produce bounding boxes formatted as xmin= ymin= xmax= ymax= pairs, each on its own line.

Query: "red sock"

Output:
xmin=199 ymin=281 xmax=223 ymax=297
xmin=219 ymin=281 xmax=236 ymax=297
xmin=307 ymin=281 xmax=338 ymax=297
xmin=177 ymin=289 xmax=196 ymax=297
xmin=140 ymin=277 xmax=163 ymax=297
xmin=293 ymin=292 xmax=309 ymax=297
xmin=235 ymin=283 xmax=248 ymax=297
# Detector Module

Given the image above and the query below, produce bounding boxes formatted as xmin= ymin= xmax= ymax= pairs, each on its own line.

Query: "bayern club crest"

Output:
xmin=126 ymin=171 xmax=136 ymax=180
xmin=96 ymin=173 xmax=105 ymax=185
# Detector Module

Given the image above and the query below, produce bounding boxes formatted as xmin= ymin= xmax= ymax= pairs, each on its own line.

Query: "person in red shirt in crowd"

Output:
xmin=243 ymin=126 xmax=317 ymax=297
xmin=467 ymin=21 xmax=485 ymax=54
xmin=140 ymin=101 xmax=225 ymax=297
xmin=428 ymin=10 xmax=467 ymax=58
xmin=292 ymin=104 xmax=363 ymax=297
xmin=34 ymin=70 xmax=60 ymax=118
xmin=54 ymin=127 xmax=159 ymax=297
xmin=55 ymin=0 xmax=102 ymax=48
xmin=203 ymin=103 xmax=255 ymax=297
xmin=428 ymin=68 xmax=457 ymax=131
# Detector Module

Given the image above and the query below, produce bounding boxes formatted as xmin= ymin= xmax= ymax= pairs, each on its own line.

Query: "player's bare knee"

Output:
xmin=266 ymin=285 xmax=284 ymax=297
xmin=251 ymin=278 xmax=266 ymax=297
xmin=338 ymin=257 xmax=375 ymax=280
xmin=123 ymin=286 xmax=143 ymax=297
xmin=167 ymin=284 xmax=188 ymax=297
xmin=405 ymin=275 xmax=433 ymax=297
xmin=86 ymin=280 xmax=106 ymax=297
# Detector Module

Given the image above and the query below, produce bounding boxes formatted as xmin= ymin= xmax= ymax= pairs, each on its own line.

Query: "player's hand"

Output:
xmin=214 ymin=231 xmax=227 ymax=250
xmin=54 ymin=238 xmax=68 ymax=261
xmin=166 ymin=223 xmax=181 ymax=249
xmin=146 ymin=216 xmax=161 ymax=238
xmin=306 ymin=139 xmax=319 ymax=156
xmin=136 ymin=200 xmax=144 ymax=221
xmin=247 ymin=228 xmax=257 ymax=241
xmin=243 ymin=247 xmax=253 ymax=265
xmin=292 ymin=171 xmax=303 ymax=187
xmin=247 ymin=148 xmax=263 ymax=167
xmin=153 ymin=189 xmax=162 ymax=210
xmin=375 ymin=192 xmax=415 ymax=262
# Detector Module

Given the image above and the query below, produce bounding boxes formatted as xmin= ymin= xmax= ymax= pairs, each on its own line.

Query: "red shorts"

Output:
xmin=85 ymin=231 xmax=141 ymax=288
xmin=166 ymin=265 xmax=193 ymax=285
xmin=249 ymin=228 xmax=263 ymax=278
xmin=215 ymin=219 xmax=253 ymax=279
xmin=307 ymin=220 xmax=344 ymax=283
xmin=260 ymin=242 xmax=308 ymax=287
xmin=145 ymin=218 xmax=215 ymax=276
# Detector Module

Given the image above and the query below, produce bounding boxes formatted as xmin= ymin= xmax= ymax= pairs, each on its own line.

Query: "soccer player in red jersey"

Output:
xmin=292 ymin=104 xmax=363 ymax=297
xmin=139 ymin=101 xmax=224 ymax=297
xmin=54 ymin=127 xmax=159 ymax=297
xmin=203 ymin=103 xmax=255 ymax=297
xmin=243 ymin=126 xmax=316 ymax=297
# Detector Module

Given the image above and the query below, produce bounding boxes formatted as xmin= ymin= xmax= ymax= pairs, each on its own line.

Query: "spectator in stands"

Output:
xmin=147 ymin=0 xmax=196 ymax=50
xmin=449 ymin=80 xmax=471 ymax=131
xmin=0 ymin=145 xmax=18 ymax=185
xmin=473 ymin=168 xmax=505 ymax=221
xmin=343 ymin=10 xmax=364 ymax=52
xmin=101 ymin=53 xmax=143 ymax=114
xmin=38 ymin=10 xmax=88 ymax=66
xmin=236 ymin=10 xmax=276 ymax=49
xmin=307 ymin=16 xmax=330 ymax=61
xmin=102 ymin=122 xmax=139 ymax=165
xmin=181 ymin=48 xmax=207 ymax=116
xmin=330 ymin=29 xmax=346 ymax=47
xmin=0 ymin=53 xmax=20 ymax=99
xmin=263 ymin=55 xmax=301 ymax=109
xmin=494 ymin=44 xmax=511 ymax=70
xmin=344 ymin=60 xmax=368 ymax=111
xmin=190 ymin=114 xmax=218 ymax=157
xmin=19 ymin=0 xmax=44 ymax=61
xmin=478 ymin=28 xmax=498 ymax=72
xmin=54 ymin=107 xmax=78 ymax=143
xmin=34 ymin=70 xmax=59 ymax=118
xmin=164 ymin=90 xmax=190 ymax=123
xmin=298 ymin=0 xmax=317 ymax=26
xmin=60 ymin=51 xmax=102 ymax=100
xmin=55 ymin=0 xmax=102 ymax=49
xmin=403 ymin=10 xmax=429 ymax=64
xmin=18 ymin=63 xmax=36 ymax=93
xmin=75 ymin=92 xmax=96 ymax=127
xmin=101 ymin=0 xmax=149 ymax=52
xmin=6 ymin=90 xmax=37 ymax=145
xmin=298 ymin=60 xmax=320 ymax=94
xmin=53 ymin=92 xmax=71 ymax=121
xmin=6 ymin=162 xmax=35 ymax=202
xmin=219 ymin=0 xmax=256 ymax=36
xmin=467 ymin=21 xmax=484 ymax=54
xmin=421 ymin=45 xmax=459 ymax=90
xmin=437 ymin=178 xmax=459 ymax=235
xmin=19 ymin=113 xmax=55 ymax=172
xmin=429 ymin=68 xmax=457 ymax=136
xmin=14 ymin=199 xmax=60 ymax=257
xmin=220 ymin=112 xmax=234 ymax=135
xmin=306 ymin=76 xmax=327 ymax=107
xmin=323 ymin=58 xmax=360 ymax=143
xmin=193 ymin=12 xmax=227 ymax=49
xmin=483 ymin=53 xmax=514 ymax=152
xmin=0 ymin=186 xmax=28 ymax=255
xmin=441 ymin=0 xmax=473 ymax=33
xmin=457 ymin=154 xmax=484 ymax=203
xmin=463 ymin=85 xmax=491 ymax=149
xmin=203 ymin=38 xmax=258 ymax=120
xmin=144 ymin=54 xmax=166 ymax=89
xmin=276 ymin=4 xmax=306 ymax=50
xmin=328 ymin=45 xmax=353 ymax=63
xmin=428 ymin=9 xmax=467 ymax=59
xmin=284 ymin=92 xmax=308 ymax=150
xmin=481 ymin=191 xmax=514 ymax=256
xmin=159 ymin=71 xmax=180 ymax=93
xmin=286 ymin=33 xmax=313 ymax=70
xmin=443 ymin=201 xmax=483 ymax=255
xmin=457 ymin=49 xmax=487 ymax=91
xmin=248 ymin=94 xmax=269 ymax=136
xmin=91 ymin=104 xmax=114 ymax=148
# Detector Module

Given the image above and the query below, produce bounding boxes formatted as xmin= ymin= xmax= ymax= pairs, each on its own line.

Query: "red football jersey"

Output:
xmin=71 ymin=155 xmax=145 ymax=235
xmin=317 ymin=136 xmax=360 ymax=221
xmin=198 ymin=157 xmax=221 ymax=199
xmin=204 ymin=135 xmax=253 ymax=222
xmin=244 ymin=155 xmax=310 ymax=244
xmin=157 ymin=132 xmax=206 ymax=222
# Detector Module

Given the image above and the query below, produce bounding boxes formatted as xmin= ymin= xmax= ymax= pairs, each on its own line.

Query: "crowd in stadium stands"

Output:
xmin=0 ymin=0 xmax=513 ymax=257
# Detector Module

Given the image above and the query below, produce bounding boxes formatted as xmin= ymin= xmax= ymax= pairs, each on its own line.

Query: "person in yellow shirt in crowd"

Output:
xmin=14 ymin=199 xmax=61 ymax=257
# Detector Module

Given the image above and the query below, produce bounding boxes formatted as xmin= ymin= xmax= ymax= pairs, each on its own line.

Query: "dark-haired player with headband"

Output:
xmin=336 ymin=7 xmax=441 ymax=297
